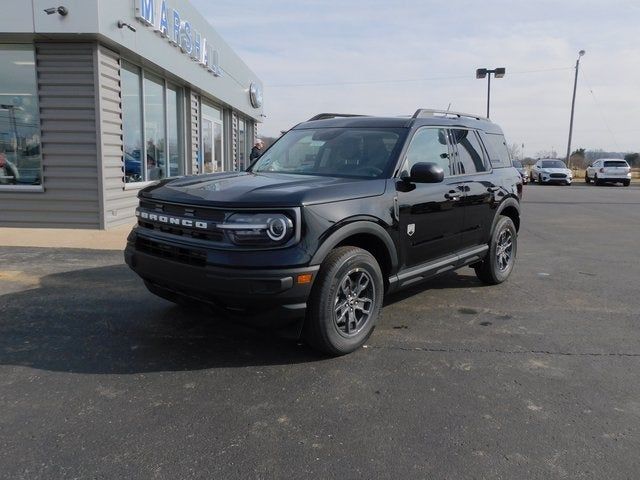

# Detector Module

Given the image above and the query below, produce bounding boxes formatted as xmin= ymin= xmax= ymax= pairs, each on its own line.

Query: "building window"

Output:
xmin=238 ymin=118 xmax=249 ymax=171
xmin=167 ymin=83 xmax=183 ymax=178
xmin=201 ymin=102 xmax=224 ymax=174
xmin=0 ymin=45 xmax=42 ymax=187
xmin=122 ymin=62 xmax=144 ymax=183
xmin=122 ymin=61 xmax=184 ymax=183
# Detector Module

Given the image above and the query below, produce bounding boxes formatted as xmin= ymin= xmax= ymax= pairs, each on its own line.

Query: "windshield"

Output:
xmin=541 ymin=160 xmax=567 ymax=168
xmin=512 ymin=160 xmax=523 ymax=168
xmin=250 ymin=128 xmax=406 ymax=178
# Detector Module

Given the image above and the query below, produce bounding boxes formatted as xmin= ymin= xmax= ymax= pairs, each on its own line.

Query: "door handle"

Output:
xmin=445 ymin=191 xmax=461 ymax=201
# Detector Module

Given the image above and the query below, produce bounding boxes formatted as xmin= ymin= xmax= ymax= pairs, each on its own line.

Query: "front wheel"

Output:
xmin=623 ymin=180 xmax=631 ymax=187
xmin=304 ymin=246 xmax=383 ymax=356
xmin=474 ymin=216 xmax=518 ymax=285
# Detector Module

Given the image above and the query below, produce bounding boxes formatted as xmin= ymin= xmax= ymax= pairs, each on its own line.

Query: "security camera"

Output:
xmin=44 ymin=6 xmax=68 ymax=16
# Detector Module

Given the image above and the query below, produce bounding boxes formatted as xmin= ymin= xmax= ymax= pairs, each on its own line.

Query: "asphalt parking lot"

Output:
xmin=1 ymin=183 xmax=639 ymax=479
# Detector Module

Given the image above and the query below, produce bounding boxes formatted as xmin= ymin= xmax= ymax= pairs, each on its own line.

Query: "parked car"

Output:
xmin=530 ymin=159 xmax=572 ymax=185
xmin=125 ymin=109 xmax=522 ymax=355
xmin=585 ymin=159 xmax=631 ymax=186
xmin=512 ymin=159 xmax=529 ymax=184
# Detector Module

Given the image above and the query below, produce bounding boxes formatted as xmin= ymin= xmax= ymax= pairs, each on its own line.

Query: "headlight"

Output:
xmin=219 ymin=212 xmax=294 ymax=246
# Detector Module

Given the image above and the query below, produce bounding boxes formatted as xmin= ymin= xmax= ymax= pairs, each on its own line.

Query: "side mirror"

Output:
xmin=408 ymin=162 xmax=444 ymax=183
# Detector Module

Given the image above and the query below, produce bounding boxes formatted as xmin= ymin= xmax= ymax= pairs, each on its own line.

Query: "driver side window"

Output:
xmin=402 ymin=128 xmax=452 ymax=177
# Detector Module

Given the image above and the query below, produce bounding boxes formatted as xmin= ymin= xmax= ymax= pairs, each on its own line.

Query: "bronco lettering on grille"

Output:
xmin=136 ymin=209 xmax=209 ymax=229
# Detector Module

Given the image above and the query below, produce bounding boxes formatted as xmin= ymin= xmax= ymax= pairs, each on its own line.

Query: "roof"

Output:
xmin=292 ymin=114 xmax=504 ymax=135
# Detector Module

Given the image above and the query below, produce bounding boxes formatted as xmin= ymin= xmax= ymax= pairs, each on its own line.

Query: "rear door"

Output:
xmin=396 ymin=127 xmax=465 ymax=268
xmin=450 ymin=128 xmax=498 ymax=249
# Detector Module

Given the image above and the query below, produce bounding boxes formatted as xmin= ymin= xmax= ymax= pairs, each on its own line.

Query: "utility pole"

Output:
xmin=566 ymin=50 xmax=585 ymax=165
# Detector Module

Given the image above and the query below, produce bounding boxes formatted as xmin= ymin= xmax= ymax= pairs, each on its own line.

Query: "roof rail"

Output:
xmin=412 ymin=109 xmax=488 ymax=121
xmin=307 ymin=113 xmax=366 ymax=121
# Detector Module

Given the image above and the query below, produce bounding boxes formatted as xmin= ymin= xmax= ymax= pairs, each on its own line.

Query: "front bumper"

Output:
xmin=540 ymin=174 xmax=571 ymax=183
xmin=124 ymin=232 xmax=319 ymax=327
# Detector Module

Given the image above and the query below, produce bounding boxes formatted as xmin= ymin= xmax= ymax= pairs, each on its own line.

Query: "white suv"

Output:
xmin=530 ymin=159 xmax=573 ymax=185
xmin=585 ymin=159 xmax=631 ymax=186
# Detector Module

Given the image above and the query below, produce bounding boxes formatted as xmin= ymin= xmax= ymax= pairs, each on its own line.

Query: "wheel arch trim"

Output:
xmin=310 ymin=221 xmax=398 ymax=273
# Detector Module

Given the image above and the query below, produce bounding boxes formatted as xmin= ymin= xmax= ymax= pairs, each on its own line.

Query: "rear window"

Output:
xmin=479 ymin=132 xmax=511 ymax=168
xmin=604 ymin=161 xmax=628 ymax=167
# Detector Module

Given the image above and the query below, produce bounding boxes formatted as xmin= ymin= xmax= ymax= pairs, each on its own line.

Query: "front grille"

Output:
xmin=136 ymin=236 xmax=206 ymax=267
xmin=550 ymin=173 xmax=567 ymax=179
xmin=137 ymin=199 xmax=226 ymax=242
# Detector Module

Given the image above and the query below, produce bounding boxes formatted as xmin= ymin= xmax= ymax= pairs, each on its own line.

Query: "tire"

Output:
xmin=594 ymin=174 xmax=602 ymax=186
xmin=538 ymin=174 xmax=545 ymax=184
xmin=474 ymin=216 xmax=518 ymax=285
xmin=304 ymin=246 xmax=384 ymax=356
xmin=585 ymin=173 xmax=591 ymax=183
xmin=623 ymin=180 xmax=630 ymax=187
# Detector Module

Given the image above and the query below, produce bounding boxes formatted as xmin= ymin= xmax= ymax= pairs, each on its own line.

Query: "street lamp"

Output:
xmin=476 ymin=67 xmax=506 ymax=118
xmin=566 ymin=50 xmax=585 ymax=166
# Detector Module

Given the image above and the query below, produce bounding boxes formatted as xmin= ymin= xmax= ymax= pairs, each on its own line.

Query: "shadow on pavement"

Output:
xmin=384 ymin=270 xmax=486 ymax=307
xmin=0 ymin=264 xmax=322 ymax=374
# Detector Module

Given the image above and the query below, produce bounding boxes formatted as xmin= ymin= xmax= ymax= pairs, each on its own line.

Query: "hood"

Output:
xmin=140 ymin=171 xmax=387 ymax=207
xmin=541 ymin=167 xmax=571 ymax=174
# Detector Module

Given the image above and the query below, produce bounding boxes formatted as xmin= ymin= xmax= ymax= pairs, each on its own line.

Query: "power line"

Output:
xmin=266 ymin=66 xmax=573 ymax=88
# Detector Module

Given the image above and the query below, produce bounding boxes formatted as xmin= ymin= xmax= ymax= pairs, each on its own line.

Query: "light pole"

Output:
xmin=476 ymin=67 xmax=506 ymax=118
xmin=566 ymin=50 xmax=585 ymax=166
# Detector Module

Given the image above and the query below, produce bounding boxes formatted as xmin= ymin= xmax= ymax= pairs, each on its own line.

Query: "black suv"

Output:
xmin=125 ymin=109 xmax=522 ymax=355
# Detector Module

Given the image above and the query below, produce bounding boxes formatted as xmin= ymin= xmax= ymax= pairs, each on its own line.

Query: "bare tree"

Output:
xmin=535 ymin=149 xmax=558 ymax=159
xmin=507 ymin=143 xmax=521 ymax=160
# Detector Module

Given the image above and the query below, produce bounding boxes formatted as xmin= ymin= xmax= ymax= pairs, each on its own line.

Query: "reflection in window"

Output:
xmin=144 ymin=73 xmax=166 ymax=181
xmin=404 ymin=128 xmax=451 ymax=176
xmin=122 ymin=62 xmax=143 ymax=183
xmin=238 ymin=118 xmax=246 ymax=170
xmin=122 ymin=64 xmax=184 ymax=183
xmin=167 ymin=83 xmax=182 ymax=177
xmin=451 ymin=129 xmax=487 ymax=174
xmin=0 ymin=45 xmax=42 ymax=186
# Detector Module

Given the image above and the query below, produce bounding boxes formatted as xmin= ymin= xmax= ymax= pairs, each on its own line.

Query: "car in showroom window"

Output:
xmin=0 ymin=45 xmax=42 ymax=187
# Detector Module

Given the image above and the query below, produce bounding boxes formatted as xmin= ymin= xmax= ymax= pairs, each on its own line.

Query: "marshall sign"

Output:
xmin=135 ymin=0 xmax=222 ymax=77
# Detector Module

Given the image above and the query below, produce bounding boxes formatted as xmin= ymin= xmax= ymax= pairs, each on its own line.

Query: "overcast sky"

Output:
xmin=193 ymin=0 xmax=640 ymax=155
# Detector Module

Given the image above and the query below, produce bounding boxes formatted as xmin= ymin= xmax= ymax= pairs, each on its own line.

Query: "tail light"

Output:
xmin=599 ymin=168 xmax=605 ymax=173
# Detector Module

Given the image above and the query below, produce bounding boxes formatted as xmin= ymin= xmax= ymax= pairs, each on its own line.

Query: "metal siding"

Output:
xmin=96 ymin=45 xmax=139 ymax=229
xmin=189 ymin=92 xmax=201 ymax=175
xmin=0 ymin=42 xmax=101 ymax=229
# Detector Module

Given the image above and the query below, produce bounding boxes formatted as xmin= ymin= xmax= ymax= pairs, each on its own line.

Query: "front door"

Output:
xmin=396 ymin=127 xmax=465 ymax=269
xmin=202 ymin=115 xmax=224 ymax=174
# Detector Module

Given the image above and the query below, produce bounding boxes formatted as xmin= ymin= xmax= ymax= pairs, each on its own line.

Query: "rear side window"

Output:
xmin=480 ymin=132 xmax=511 ymax=168
xmin=604 ymin=161 xmax=628 ymax=167
xmin=450 ymin=129 xmax=488 ymax=174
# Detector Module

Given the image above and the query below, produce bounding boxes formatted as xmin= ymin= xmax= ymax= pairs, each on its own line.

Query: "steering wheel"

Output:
xmin=353 ymin=165 xmax=383 ymax=177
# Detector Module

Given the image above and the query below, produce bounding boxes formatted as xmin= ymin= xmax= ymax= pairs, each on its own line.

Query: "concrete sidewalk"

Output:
xmin=0 ymin=223 xmax=134 ymax=251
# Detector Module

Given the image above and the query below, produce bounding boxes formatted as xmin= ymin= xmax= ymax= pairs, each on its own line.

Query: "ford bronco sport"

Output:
xmin=125 ymin=109 xmax=522 ymax=355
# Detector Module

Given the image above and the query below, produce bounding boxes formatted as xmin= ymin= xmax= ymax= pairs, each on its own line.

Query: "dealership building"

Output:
xmin=0 ymin=0 xmax=263 ymax=229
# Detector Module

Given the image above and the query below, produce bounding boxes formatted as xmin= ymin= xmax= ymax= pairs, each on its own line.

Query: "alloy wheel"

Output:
xmin=496 ymin=229 xmax=514 ymax=272
xmin=333 ymin=268 xmax=375 ymax=337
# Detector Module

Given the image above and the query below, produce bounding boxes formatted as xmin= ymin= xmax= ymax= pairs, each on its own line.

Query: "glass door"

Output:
xmin=202 ymin=115 xmax=224 ymax=173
